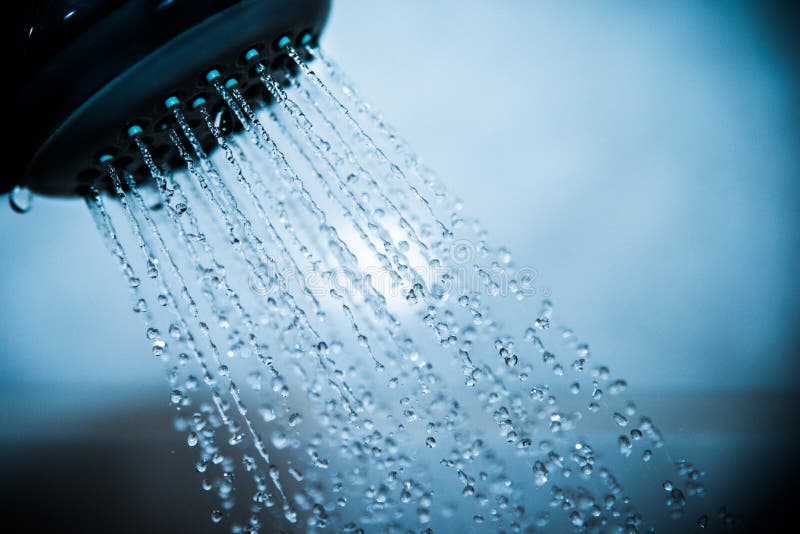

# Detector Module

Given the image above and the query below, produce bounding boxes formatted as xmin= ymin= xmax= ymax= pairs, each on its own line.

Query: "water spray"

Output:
xmin=3 ymin=1 xmax=734 ymax=531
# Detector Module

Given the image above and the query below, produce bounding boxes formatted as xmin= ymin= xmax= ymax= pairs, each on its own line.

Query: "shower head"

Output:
xmin=3 ymin=0 xmax=331 ymax=198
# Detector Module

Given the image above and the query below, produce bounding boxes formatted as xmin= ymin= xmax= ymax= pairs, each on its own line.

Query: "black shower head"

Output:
xmin=3 ymin=0 xmax=331 ymax=198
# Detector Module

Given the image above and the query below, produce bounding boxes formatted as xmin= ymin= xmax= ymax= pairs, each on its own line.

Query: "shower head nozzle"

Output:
xmin=4 ymin=0 xmax=332 ymax=198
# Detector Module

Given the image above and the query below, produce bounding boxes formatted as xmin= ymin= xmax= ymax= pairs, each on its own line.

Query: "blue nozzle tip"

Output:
xmin=206 ymin=69 xmax=222 ymax=83
xmin=301 ymin=33 xmax=313 ymax=45
xmin=277 ymin=36 xmax=291 ymax=49
xmin=244 ymin=48 xmax=260 ymax=62
xmin=99 ymin=154 xmax=114 ymax=164
xmin=224 ymin=78 xmax=238 ymax=89
xmin=127 ymin=125 xmax=143 ymax=138
xmin=192 ymin=97 xmax=207 ymax=109
xmin=165 ymin=96 xmax=180 ymax=109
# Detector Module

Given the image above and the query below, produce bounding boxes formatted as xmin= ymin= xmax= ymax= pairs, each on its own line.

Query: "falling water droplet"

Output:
xmin=211 ymin=509 xmax=223 ymax=523
xmin=618 ymin=435 xmax=632 ymax=456
xmin=613 ymin=412 xmax=629 ymax=427
xmin=288 ymin=413 xmax=303 ymax=427
xmin=532 ymin=461 xmax=549 ymax=486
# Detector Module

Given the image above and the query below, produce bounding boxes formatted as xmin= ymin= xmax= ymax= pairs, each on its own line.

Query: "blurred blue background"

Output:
xmin=1 ymin=0 xmax=798 ymax=530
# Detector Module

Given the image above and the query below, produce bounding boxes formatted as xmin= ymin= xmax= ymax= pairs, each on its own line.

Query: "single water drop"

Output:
xmin=133 ymin=298 xmax=147 ymax=313
xmin=169 ymin=323 xmax=181 ymax=339
xmin=417 ymin=508 xmax=431 ymax=523
xmin=532 ymin=460 xmax=549 ymax=486
xmin=9 ymin=185 xmax=32 ymax=213
xmin=618 ymin=435 xmax=632 ymax=456
xmin=534 ymin=317 xmax=550 ymax=330
xmin=288 ymin=413 xmax=303 ymax=427
xmin=613 ymin=412 xmax=629 ymax=427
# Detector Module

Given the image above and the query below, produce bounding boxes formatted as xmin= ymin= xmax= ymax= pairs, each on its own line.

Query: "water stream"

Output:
xmin=82 ymin=46 xmax=732 ymax=532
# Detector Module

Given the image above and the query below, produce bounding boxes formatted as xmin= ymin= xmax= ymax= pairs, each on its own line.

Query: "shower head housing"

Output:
xmin=3 ymin=0 xmax=331 ymax=198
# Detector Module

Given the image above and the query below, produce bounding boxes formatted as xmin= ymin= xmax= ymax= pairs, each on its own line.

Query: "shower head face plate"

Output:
xmin=5 ymin=0 xmax=331 ymax=197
